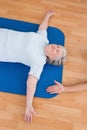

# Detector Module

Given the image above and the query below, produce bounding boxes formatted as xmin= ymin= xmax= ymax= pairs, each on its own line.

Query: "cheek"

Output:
xmin=53 ymin=51 xmax=57 ymax=58
xmin=57 ymin=49 xmax=62 ymax=56
xmin=50 ymin=46 xmax=57 ymax=57
xmin=50 ymin=47 xmax=54 ymax=53
xmin=58 ymin=51 xmax=61 ymax=56
xmin=59 ymin=49 xmax=62 ymax=57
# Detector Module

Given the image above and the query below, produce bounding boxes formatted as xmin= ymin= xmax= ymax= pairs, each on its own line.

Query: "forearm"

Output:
xmin=64 ymin=83 xmax=87 ymax=92
xmin=38 ymin=15 xmax=50 ymax=30
xmin=38 ymin=10 xmax=54 ymax=31
xmin=26 ymin=75 xmax=38 ymax=108
xmin=26 ymin=83 xmax=36 ymax=108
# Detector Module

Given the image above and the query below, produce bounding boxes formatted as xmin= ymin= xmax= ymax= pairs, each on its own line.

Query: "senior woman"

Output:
xmin=0 ymin=11 xmax=67 ymax=123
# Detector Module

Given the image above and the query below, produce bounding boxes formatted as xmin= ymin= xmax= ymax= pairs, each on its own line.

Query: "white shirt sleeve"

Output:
xmin=28 ymin=64 xmax=44 ymax=80
xmin=37 ymin=29 xmax=49 ymax=43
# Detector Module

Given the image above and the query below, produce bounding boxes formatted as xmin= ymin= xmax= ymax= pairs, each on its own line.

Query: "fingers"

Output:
xmin=46 ymin=87 xmax=62 ymax=94
xmin=48 ymin=91 xmax=57 ymax=94
xmin=54 ymin=80 xmax=62 ymax=87
xmin=46 ymin=86 xmax=57 ymax=94
xmin=46 ymin=84 xmax=64 ymax=94
xmin=25 ymin=114 xmax=32 ymax=123
xmin=24 ymin=108 xmax=37 ymax=123
xmin=54 ymin=80 xmax=59 ymax=84
xmin=46 ymin=86 xmax=54 ymax=92
xmin=47 ymin=10 xmax=55 ymax=17
xmin=48 ymin=10 xmax=55 ymax=14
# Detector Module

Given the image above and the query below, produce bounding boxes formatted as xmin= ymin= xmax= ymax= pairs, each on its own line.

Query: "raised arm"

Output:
xmin=25 ymin=75 xmax=38 ymax=123
xmin=38 ymin=10 xmax=55 ymax=31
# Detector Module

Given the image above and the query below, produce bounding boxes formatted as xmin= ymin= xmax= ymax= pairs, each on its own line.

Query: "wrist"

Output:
xmin=26 ymin=102 xmax=32 ymax=109
xmin=45 ymin=14 xmax=50 ymax=19
xmin=63 ymin=87 xmax=69 ymax=92
xmin=26 ymin=105 xmax=32 ymax=110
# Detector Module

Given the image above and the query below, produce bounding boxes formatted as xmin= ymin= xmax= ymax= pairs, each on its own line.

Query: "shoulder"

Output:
xmin=37 ymin=30 xmax=49 ymax=43
xmin=29 ymin=60 xmax=46 ymax=80
xmin=33 ymin=57 xmax=46 ymax=67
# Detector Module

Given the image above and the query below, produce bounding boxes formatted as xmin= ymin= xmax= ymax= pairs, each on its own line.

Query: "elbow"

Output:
xmin=27 ymin=75 xmax=38 ymax=87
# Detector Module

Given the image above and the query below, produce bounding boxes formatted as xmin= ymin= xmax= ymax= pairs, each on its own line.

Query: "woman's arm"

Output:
xmin=64 ymin=82 xmax=87 ymax=92
xmin=24 ymin=11 xmax=55 ymax=123
xmin=38 ymin=10 xmax=55 ymax=31
xmin=46 ymin=80 xmax=87 ymax=94
xmin=25 ymin=75 xmax=38 ymax=123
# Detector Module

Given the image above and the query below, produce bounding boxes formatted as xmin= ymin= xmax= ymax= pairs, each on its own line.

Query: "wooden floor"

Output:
xmin=0 ymin=0 xmax=87 ymax=130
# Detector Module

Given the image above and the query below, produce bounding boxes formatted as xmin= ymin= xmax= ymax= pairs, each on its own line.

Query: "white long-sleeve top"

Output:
xmin=0 ymin=28 xmax=49 ymax=79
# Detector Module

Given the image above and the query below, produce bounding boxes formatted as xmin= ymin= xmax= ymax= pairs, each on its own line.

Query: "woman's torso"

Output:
xmin=0 ymin=28 xmax=47 ymax=66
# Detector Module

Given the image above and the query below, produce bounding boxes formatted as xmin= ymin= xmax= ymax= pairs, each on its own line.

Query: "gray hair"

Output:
xmin=46 ymin=45 xmax=67 ymax=66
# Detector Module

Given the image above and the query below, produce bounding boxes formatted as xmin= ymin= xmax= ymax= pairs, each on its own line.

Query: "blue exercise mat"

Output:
xmin=0 ymin=17 xmax=65 ymax=98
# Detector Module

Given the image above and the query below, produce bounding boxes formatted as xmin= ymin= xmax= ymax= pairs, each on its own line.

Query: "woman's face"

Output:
xmin=46 ymin=44 xmax=63 ymax=60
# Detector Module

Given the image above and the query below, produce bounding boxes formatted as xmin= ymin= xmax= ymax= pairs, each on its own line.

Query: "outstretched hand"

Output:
xmin=46 ymin=10 xmax=55 ymax=18
xmin=46 ymin=80 xmax=64 ymax=94
xmin=25 ymin=106 xmax=37 ymax=123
